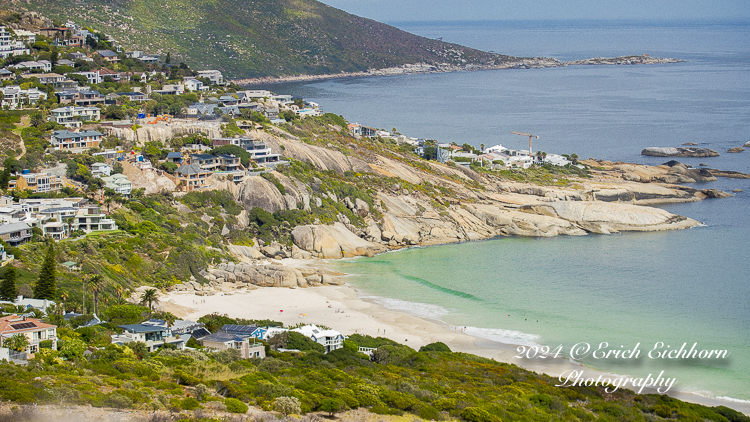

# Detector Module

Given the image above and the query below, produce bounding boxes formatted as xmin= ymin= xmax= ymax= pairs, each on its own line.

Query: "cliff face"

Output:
xmin=101 ymin=122 xmax=222 ymax=146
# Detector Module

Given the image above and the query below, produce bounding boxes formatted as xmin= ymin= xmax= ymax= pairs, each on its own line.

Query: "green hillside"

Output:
xmin=6 ymin=0 xmax=515 ymax=79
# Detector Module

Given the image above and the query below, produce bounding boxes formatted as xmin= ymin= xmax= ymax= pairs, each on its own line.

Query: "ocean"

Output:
xmin=250 ymin=20 xmax=750 ymax=403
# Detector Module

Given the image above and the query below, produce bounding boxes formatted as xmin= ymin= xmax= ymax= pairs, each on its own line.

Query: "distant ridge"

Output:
xmin=6 ymin=0 xmax=520 ymax=79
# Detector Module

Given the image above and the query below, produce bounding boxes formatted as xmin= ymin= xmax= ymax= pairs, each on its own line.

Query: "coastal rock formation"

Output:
xmin=292 ymin=223 xmax=387 ymax=258
xmin=101 ymin=121 xmax=221 ymax=146
xmin=519 ymin=201 xmax=700 ymax=234
xmin=641 ymin=147 xmax=720 ymax=158
xmin=728 ymin=147 xmax=744 ymax=153
xmin=236 ymin=176 xmax=289 ymax=213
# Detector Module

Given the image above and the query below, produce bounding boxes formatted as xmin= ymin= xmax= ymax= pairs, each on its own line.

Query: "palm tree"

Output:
xmin=163 ymin=312 xmax=176 ymax=329
xmin=480 ymin=143 xmax=485 ymax=152
xmin=60 ymin=291 xmax=69 ymax=312
xmin=114 ymin=285 xmax=125 ymax=305
xmin=88 ymin=275 xmax=107 ymax=315
xmin=64 ymin=217 xmax=75 ymax=237
xmin=140 ymin=288 xmax=160 ymax=312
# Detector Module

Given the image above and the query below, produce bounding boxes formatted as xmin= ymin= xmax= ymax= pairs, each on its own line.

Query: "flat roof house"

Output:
xmin=8 ymin=172 xmax=62 ymax=193
xmin=50 ymin=107 xmax=101 ymax=128
xmin=111 ymin=322 xmax=187 ymax=352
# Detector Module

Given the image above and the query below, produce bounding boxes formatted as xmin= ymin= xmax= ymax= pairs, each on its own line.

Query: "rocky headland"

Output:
xmin=233 ymin=55 xmax=683 ymax=85
xmin=164 ymin=123 xmax=744 ymax=294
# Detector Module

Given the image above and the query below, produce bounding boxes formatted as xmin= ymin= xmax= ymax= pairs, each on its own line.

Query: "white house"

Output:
xmin=101 ymin=174 xmax=132 ymax=196
xmin=196 ymin=70 xmax=223 ymax=85
xmin=91 ymin=162 xmax=112 ymax=178
xmin=49 ymin=107 xmax=101 ymax=128
xmin=0 ymin=26 xmax=30 ymax=59
xmin=292 ymin=324 xmax=344 ymax=353
xmin=184 ymin=78 xmax=208 ymax=92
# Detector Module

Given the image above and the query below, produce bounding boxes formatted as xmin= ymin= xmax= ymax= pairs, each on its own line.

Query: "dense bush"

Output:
xmin=224 ymin=397 xmax=249 ymax=414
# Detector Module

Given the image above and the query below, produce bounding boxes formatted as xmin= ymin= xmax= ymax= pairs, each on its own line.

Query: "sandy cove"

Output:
xmin=162 ymin=273 xmax=750 ymax=415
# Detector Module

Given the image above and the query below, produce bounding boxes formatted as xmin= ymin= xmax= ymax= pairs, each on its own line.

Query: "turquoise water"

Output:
xmin=251 ymin=20 xmax=750 ymax=402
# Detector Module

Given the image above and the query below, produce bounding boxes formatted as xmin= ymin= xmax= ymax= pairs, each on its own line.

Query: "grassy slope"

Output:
xmin=8 ymin=0 xmax=515 ymax=78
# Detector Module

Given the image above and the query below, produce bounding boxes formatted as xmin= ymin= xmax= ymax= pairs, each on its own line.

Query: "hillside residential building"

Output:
xmin=50 ymin=107 xmax=101 ymax=128
xmin=0 ymin=27 xmax=30 ymax=59
xmin=8 ymin=172 xmax=62 ymax=193
xmin=197 ymin=70 xmax=223 ymax=85
xmin=221 ymin=324 xmax=268 ymax=340
xmin=11 ymin=60 xmax=52 ymax=73
xmin=101 ymin=174 xmax=132 ymax=196
xmin=292 ymin=324 xmax=344 ymax=353
xmin=0 ymin=85 xmax=20 ymax=109
xmin=0 ymin=315 xmax=57 ymax=357
xmin=12 ymin=29 xmax=35 ymax=45
xmin=0 ymin=222 xmax=32 ymax=246
xmin=184 ymin=78 xmax=208 ymax=92
xmin=176 ymin=163 xmax=212 ymax=192
xmin=57 ymin=90 xmax=105 ymax=107
xmin=190 ymin=154 xmax=221 ymax=171
xmin=24 ymin=72 xmax=63 ymax=84
xmin=111 ymin=322 xmax=187 ymax=352
xmin=96 ymin=50 xmax=120 ymax=62
xmin=217 ymin=154 xmax=241 ymax=171
xmin=72 ymin=207 xmax=117 ymax=233
xmin=91 ymin=162 xmax=112 ymax=178
xmin=50 ymin=130 xmax=103 ymax=150
xmin=348 ymin=123 xmax=378 ymax=138
xmin=153 ymin=83 xmax=184 ymax=95
xmin=200 ymin=332 xmax=266 ymax=359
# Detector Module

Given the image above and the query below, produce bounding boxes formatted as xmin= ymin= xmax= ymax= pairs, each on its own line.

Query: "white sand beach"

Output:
xmin=161 ymin=282 xmax=750 ymax=414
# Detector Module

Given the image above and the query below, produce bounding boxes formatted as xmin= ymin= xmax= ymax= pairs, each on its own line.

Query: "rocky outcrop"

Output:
xmin=519 ymin=201 xmax=700 ymax=234
xmin=101 ymin=121 xmax=221 ymax=146
xmin=236 ymin=176 xmax=289 ymax=213
xmin=641 ymin=147 xmax=720 ymax=158
xmin=728 ymin=147 xmax=744 ymax=153
xmin=292 ymin=223 xmax=387 ymax=258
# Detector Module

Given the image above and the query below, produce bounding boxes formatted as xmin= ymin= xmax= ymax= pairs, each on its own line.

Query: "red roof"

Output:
xmin=0 ymin=315 xmax=56 ymax=335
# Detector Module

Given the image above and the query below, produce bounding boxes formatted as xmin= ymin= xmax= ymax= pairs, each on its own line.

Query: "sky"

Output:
xmin=316 ymin=0 xmax=750 ymax=22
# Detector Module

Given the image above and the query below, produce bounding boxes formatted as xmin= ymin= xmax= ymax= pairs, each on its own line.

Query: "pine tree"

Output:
xmin=34 ymin=243 xmax=56 ymax=300
xmin=0 ymin=266 xmax=17 ymax=300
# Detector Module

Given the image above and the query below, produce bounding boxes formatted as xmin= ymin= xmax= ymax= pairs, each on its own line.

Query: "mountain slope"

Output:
xmin=7 ymin=0 xmax=517 ymax=78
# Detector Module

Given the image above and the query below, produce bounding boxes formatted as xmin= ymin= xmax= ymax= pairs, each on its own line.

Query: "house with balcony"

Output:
xmin=50 ymin=107 xmax=101 ymax=128
xmin=184 ymin=78 xmax=208 ymax=92
xmin=197 ymin=70 xmax=223 ymax=85
xmin=217 ymin=154 xmax=241 ymax=171
xmin=111 ymin=321 xmax=187 ymax=352
xmin=245 ymin=140 xmax=282 ymax=166
xmin=25 ymin=72 xmax=63 ymax=84
xmin=0 ymin=222 xmax=32 ymax=246
xmin=153 ymin=83 xmax=184 ymax=95
xmin=348 ymin=123 xmax=378 ymax=138
xmin=91 ymin=162 xmax=111 ymax=178
xmin=9 ymin=172 xmax=62 ymax=193
xmin=0 ymin=315 xmax=57 ymax=358
xmin=200 ymin=332 xmax=266 ymax=359
xmin=175 ymin=163 xmax=212 ymax=192
xmin=190 ymin=154 xmax=220 ymax=171
xmin=0 ymin=85 xmax=20 ymax=109
xmin=50 ymin=129 xmax=103 ymax=150
xmin=101 ymin=174 xmax=132 ymax=196
xmin=72 ymin=207 xmax=118 ymax=233
xmin=292 ymin=324 xmax=344 ymax=353
xmin=0 ymin=27 xmax=30 ymax=59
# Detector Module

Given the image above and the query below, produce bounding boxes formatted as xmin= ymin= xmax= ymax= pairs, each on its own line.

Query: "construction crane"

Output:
xmin=511 ymin=131 xmax=539 ymax=160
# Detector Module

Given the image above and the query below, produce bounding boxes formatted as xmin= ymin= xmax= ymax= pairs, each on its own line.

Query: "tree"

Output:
xmin=0 ymin=266 xmax=17 ymax=300
xmin=480 ymin=143 xmax=485 ymax=152
xmin=88 ymin=274 xmax=107 ymax=315
xmin=3 ymin=333 xmax=28 ymax=352
xmin=319 ymin=398 xmax=345 ymax=416
xmin=34 ymin=243 xmax=56 ymax=299
xmin=140 ymin=288 xmax=159 ymax=311
xmin=30 ymin=111 xmax=45 ymax=128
